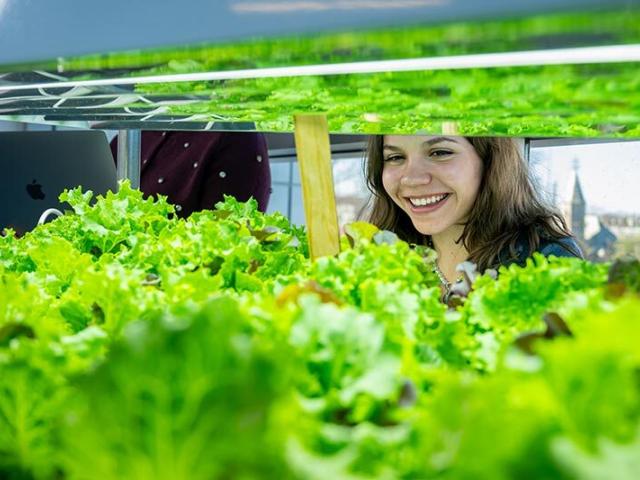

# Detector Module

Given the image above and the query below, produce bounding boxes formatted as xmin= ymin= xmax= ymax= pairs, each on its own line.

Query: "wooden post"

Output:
xmin=293 ymin=114 xmax=340 ymax=259
xmin=442 ymin=121 xmax=459 ymax=135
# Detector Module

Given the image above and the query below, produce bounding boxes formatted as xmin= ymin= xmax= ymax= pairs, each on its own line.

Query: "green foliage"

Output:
xmin=135 ymin=63 xmax=640 ymax=137
xmin=60 ymin=10 xmax=639 ymax=73
xmin=0 ymin=182 xmax=638 ymax=479
xmin=62 ymin=297 xmax=292 ymax=480
xmin=0 ymin=361 xmax=67 ymax=480
xmin=457 ymin=253 xmax=608 ymax=369
xmin=553 ymin=427 xmax=640 ymax=480
xmin=411 ymin=370 xmax=563 ymax=479
xmin=539 ymin=300 xmax=640 ymax=450
xmin=404 ymin=298 xmax=640 ymax=479
xmin=20 ymin=10 xmax=634 ymax=137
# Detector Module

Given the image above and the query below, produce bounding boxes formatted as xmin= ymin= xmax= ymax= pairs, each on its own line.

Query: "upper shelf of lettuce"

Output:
xmin=0 ymin=4 xmax=638 ymax=137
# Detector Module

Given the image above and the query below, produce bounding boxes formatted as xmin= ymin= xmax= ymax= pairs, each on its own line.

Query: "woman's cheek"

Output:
xmin=381 ymin=168 xmax=396 ymax=198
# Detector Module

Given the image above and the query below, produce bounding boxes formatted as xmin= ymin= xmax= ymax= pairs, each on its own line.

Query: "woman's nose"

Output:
xmin=399 ymin=157 xmax=432 ymax=187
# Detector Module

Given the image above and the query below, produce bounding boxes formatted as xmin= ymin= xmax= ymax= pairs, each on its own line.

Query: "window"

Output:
xmin=530 ymin=140 xmax=640 ymax=260
xmin=266 ymin=140 xmax=371 ymax=228
xmin=268 ymin=136 xmax=640 ymax=262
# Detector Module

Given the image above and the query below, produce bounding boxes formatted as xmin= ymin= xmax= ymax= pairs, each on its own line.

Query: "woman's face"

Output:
xmin=381 ymin=135 xmax=483 ymax=237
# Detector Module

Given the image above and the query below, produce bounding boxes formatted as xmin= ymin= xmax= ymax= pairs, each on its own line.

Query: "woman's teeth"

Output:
xmin=409 ymin=194 xmax=448 ymax=207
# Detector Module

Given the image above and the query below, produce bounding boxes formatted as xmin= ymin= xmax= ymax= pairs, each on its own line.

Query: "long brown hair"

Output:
xmin=364 ymin=135 xmax=577 ymax=271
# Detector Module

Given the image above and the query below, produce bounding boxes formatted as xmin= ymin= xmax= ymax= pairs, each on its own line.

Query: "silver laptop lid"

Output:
xmin=0 ymin=130 xmax=118 ymax=234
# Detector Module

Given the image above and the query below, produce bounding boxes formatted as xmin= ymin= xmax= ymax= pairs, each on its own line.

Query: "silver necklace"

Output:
xmin=428 ymin=237 xmax=452 ymax=293
xmin=427 ymin=237 xmax=463 ymax=298
xmin=433 ymin=263 xmax=451 ymax=293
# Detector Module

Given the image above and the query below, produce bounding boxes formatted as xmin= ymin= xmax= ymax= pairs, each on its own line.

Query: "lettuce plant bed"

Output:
xmin=6 ymin=9 xmax=637 ymax=75
xmin=140 ymin=62 xmax=640 ymax=136
xmin=2 ymin=62 xmax=639 ymax=137
xmin=1 ymin=183 xmax=640 ymax=479
xmin=1 ymin=8 xmax=639 ymax=137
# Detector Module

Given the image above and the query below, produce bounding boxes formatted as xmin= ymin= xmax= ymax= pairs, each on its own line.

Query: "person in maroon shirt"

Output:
xmin=110 ymin=131 xmax=271 ymax=217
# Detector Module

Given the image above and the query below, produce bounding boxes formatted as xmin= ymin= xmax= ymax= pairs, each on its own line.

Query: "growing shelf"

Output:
xmin=1 ymin=2 xmax=638 ymax=138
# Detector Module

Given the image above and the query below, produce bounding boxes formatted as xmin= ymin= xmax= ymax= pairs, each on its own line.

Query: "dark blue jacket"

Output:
xmin=498 ymin=235 xmax=583 ymax=268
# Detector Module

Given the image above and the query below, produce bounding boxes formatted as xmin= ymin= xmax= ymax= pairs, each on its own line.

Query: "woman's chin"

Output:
xmin=412 ymin=221 xmax=443 ymax=236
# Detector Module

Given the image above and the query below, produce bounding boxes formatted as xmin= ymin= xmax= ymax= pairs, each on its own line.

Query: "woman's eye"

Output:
xmin=430 ymin=149 xmax=452 ymax=158
xmin=384 ymin=155 xmax=404 ymax=163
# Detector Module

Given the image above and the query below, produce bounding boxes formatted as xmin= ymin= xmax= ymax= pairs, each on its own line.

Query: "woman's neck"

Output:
xmin=431 ymin=226 xmax=469 ymax=283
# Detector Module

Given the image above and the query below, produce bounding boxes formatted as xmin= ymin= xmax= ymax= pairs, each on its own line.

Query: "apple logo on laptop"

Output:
xmin=26 ymin=179 xmax=45 ymax=200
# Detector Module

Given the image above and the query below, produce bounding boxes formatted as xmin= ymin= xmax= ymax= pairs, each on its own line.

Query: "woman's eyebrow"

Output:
xmin=424 ymin=136 xmax=460 ymax=146
xmin=383 ymin=136 xmax=460 ymax=151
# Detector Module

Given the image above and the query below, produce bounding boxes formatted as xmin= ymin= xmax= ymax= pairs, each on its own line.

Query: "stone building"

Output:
xmin=563 ymin=161 xmax=617 ymax=261
xmin=564 ymin=165 xmax=586 ymax=242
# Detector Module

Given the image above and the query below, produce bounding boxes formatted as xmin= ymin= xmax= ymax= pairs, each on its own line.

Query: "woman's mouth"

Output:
xmin=406 ymin=193 xmax=450 ymax=213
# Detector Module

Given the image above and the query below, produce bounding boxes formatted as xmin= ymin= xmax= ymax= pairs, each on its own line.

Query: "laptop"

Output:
xmin=0 ymin=130 xmax=118 ymax=235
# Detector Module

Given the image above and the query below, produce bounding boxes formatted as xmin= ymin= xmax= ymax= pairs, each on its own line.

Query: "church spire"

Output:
xmin=569 ymin=159 xmax=585 ymax=205
xmin=565 ymin=158 xmax=586 ymax=240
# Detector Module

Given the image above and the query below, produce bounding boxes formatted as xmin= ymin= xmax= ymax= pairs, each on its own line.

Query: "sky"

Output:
xmin=530 ymin=141 xmax=640 ymax=215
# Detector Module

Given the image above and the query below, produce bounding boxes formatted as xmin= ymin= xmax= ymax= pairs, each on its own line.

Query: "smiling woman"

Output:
xmin=365 ymin=135 xmax=582 ymax=295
